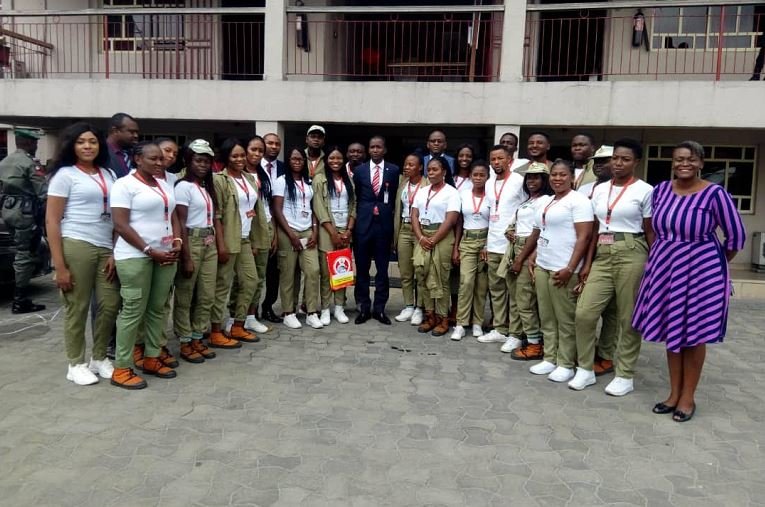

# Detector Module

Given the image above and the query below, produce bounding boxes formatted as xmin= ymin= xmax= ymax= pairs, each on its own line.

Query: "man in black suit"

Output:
xmin=352 ymin=136 xmax=400 ymax=325
xmin=105 ymin=112 xmax=139 ymax=178
xmin=260 ymin=132 xmax=287 ymax=323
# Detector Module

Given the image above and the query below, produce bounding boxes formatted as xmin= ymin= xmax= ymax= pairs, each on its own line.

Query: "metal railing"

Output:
xmin=285 ymin=13 xmax=503 ymax=82
xmin=0 ymin=13 xmax=264 ymax=80
xmin=523 ymin=4 xmax=765 ymax=81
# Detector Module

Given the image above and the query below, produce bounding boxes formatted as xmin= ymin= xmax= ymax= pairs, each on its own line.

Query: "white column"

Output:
xmin=263 ymin=0 xmax=286 ymax=81
xmin=494 ymin=124 xmax=521 ymax=145
xmin=499 ymin=0 xmax=527 ymax=82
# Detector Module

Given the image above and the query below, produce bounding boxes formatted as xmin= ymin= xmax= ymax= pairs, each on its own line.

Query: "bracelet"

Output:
xmin=142 ymin=245 xmax=152 ymax=254
xmin=173 ymin=237 xmax=183 ymax=245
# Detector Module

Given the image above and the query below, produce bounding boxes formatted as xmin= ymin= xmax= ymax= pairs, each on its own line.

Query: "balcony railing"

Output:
xmin=523 ymin=4 xmax=765 ymax=81
xmin=0 ymin=12 xmax=264 ymax=80
xmin=284 ymin=9 xmax=504 ymax=82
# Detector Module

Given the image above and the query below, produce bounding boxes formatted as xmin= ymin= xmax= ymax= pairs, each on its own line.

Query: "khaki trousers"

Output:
xmin=509 ymin=239 xmax=541 ymax=339
xmin=278 ymin=228 xmax=321 ymax=314
xmin=575 ymin=235 xmax=648 ymax=378
xmin=535 ymin=267 xmax=578 ymax=369
xmin=598 ymin=299 xmax=619 ymax=360
xmin=251 ymin=222 xmax=274 ymax=309
xmin=173 ymin=233 xmax=218 ymax=340
xmin=415 ymin=229 xmax=454 ymax=315
xmin=397 ymin=223 xmax=419 ymax=307
xmin=487 ymin=252 xmax=509 ymax=335
xmin=319 ymin=227 xmax=348 ymax=309
xmin=455 ymin=230 xmax=488 ymax=326
xmin=211 ymin=238 xmax=257 ymax=324
xmin=61 ymin=238 xmax=121 ymax=365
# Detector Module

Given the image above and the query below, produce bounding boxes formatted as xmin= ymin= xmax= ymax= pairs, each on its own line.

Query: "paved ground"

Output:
xmin=0 ymin=278 xmax=763 ymax=507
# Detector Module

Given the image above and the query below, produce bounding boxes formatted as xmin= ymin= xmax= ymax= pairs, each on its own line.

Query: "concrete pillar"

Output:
xmin=494 ymin=124 xmax=521 ymax=145
xmin=263 ymin=0 xmax=286 ymax=81
xmin=255 ymin=121 xmax=285 ymax=160
xmin=499 ymin=0 xmax=527 ymax=83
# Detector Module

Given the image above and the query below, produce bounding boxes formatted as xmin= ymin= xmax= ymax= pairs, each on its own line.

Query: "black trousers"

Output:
xmin=354 ymin=225 xmax=391 ymax=314
xmin=261 ymin=251 xmax=280 ymax=311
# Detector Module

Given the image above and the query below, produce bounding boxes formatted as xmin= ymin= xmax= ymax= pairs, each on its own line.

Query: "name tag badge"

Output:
xmin=301 ymin=210 xmax=310 ymax=218
xmin=490 ymin=214 xmax=500 ymax=222
xmin=383 ymin=191 xmax=389 ymax=205
xmin=421 ymin=218 xmax=431 ymax=226
xmin=246 ymin=209 xmax=256 ymax=219
xmin=160 ymin=236 xmax=174 ymax=248
xmin=538 ymin=236 xmax=549 ymax=247
xmin=598 ymin=233 xmax=615 ymax=245
xmin=204 ymin=235 xmax=215 ymax=246
xmin=100 ymin=212 xmax=111 ymax=222
xmin=472 ymin=212 xmax=483 ymax=219
xmin=333 ymin=211 xmax=345 ymax=219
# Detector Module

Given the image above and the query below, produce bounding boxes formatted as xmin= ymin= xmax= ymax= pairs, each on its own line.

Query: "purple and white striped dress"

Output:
xmin=632 ymin=181 xmax=746 ymax=352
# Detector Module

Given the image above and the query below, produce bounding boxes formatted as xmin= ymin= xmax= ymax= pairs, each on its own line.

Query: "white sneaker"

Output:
xmin=471 ymin=324 xmax=484 ymax=337
xmin=450 ymin=325 xmax=465 ymax=341
xmin=283 ymin=313 xmax=302 ymax=329
xmin=410 ymin=308 xmax=424 ymax=326
xmin=306 ymin=313 xmax=324 ymax=329
xmin=244 ymin=315 xmax=269 ymax=334
xmin=477 ymin=329 xmax=507 ymax=343
xmin=334 ymin=306 xmax=349 ymax=324
xmin=529 ymin=360 xmax=557 ymax=375
xmin=605 ymin=377 xmax=634 ymax=396
xmin=548 ymin=366 xmax=575 ymax=383
xmin=500 ymin=335 xmax=523 ymax=353
xmin=88 ymin=357 xmax=114 ymax=379
xmin=395 ymin=306 xmax=415 ymax=322
xmin=224 ymin=317 xmax=234 ymax=335
xmin=568 ymin=368 xmax=596 ymax=391
xmin=320 ymin=309 xmax=331 ymax=326
xmin=66 ymin=363 xmax=99 ymax=386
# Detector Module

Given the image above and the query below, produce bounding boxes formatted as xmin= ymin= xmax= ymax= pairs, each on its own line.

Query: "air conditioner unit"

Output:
xmin=751 ymin=232 xmax=765 ymax=273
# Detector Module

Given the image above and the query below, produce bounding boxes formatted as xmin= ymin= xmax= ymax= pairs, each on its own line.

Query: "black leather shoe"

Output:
xmin=355 ymin=312 xmax=371 ymax=324
xmin=12 ymin=298 xmax=45 ymax=314
xmin=261 ymin=307 xmax=283 ymax=324
xmin=373 ymin=312 xmax=391 ymax=325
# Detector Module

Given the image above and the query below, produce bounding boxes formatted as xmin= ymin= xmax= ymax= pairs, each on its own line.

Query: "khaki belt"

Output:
xmin=420 ymin=223 xmax=441 ymax=231
xmin=187 ymin=227 xmax=215 ymax=238
xmin=610 ymin=232 xmax=644 ymax=241
xmin=463 ymin=228 xmax=488 ymax=239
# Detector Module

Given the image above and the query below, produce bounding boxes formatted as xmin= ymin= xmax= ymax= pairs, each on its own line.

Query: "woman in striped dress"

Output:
xmin=632 ymin=141 xmax=745 ymax=423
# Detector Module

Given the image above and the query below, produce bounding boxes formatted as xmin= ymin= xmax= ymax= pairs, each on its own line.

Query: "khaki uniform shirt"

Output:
xmin=213 ymin=172 xmax=268 ymax=254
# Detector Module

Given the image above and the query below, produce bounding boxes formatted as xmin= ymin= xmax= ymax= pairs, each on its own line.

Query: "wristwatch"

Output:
xmin=143 ymin=245 xmax=153 ymax=255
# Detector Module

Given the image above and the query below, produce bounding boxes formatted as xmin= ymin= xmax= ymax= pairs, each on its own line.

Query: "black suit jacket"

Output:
xmin=263 ymin=159 xmax=285 ymax=180
xmin=353 ymin=160 xmax=400 ymax=239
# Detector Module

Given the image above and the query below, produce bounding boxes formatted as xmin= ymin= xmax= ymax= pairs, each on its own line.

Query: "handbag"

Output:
xmin=326 ymin=248 xmax=355 ymax=291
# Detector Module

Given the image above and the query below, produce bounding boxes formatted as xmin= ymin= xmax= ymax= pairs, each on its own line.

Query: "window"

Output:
xmin=103 ymin=0 xmax=185 ymax=52
xmin=651 ymin=5 xmax=762 ymax=50
xmin=645 ymin=145 xmax=757 ymax=214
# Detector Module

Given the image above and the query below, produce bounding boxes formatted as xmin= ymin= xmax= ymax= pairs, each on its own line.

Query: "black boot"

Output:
xmin=750 ymin=74 xmax=761 ymax=81
xmin=12 ymin=287 xmax=45 ymax=314
xmin=261 ymin=305 xmax=283 ymax=323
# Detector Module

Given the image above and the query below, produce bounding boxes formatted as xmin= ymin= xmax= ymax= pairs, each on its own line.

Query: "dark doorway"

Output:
xmin=221 ymin=0 xmax=265 ymax=80
xmin=535 ymin=0 xmax=605 ymax=81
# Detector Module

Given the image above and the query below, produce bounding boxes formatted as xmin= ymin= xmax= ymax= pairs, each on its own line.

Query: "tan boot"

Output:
xmin=229 ymin=323 xmax=259 ymax=343
xmin=180 ymin=343 xmax=205 ymax=364
xmin=208 ymin=331 xmax=242 ymax=349
xmin=132 ymin=344 xmax=145 ymax=369
xmin=142 ymin=357 xmax=177 ymax=379
xmin=159 ymin=346 xmax=179 ymax=368
xmin=191 ymin=339 xmax=216 ymax=359
xmin=431 ymin=315 xmax=450 ymax=337
xmin=110 ymin=367 xmax=147 ymax=390
xmin=417 ymin=311 xmax=437 ymax=333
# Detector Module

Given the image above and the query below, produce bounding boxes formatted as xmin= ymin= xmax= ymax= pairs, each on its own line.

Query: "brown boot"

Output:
xmin=511 ymin=342 xmax=544 ymax=361
xmin=180 ymin=343 xmax=205 ymax=364
xmin=594 ymin=357 xmax=614 ymax=376
xmin=110 ymin=367 xmax=147 ymax=390
xmin=208 ymin=331 xmax=242 ymax=349
xmin=159 ymin=346 xmax=179 ymax=368
xmin=132 ymin=344 xmax=145 ymax=369
xmin=431 ymin=315 xmax=450 ymax=337
xmin=142 ymin=356 xmax=177 ymax=378
xmin=191 ymin=339 xmax=216 ymax=359
xmin=229 ymin=323 xmax=260 ymax=343
xmin=417 ymin=311 xmax=437 ymax=333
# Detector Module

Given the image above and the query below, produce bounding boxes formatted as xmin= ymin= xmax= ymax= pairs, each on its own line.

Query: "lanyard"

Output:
xmin=425 ymin=183 xmax=444 ymax=211
xmin=195 ymin=182 xmax=213 ymax=227
xmin=231 ymin=175 xmax=251 ymax=206
xmin=541 ymin=195 xmax=564 ymax=229
xmin=471 ymin=192 xmax=485 ymax=215
xmin=295 ymin=179 xmax=308 ymax=209
xmin=493 ymin=176 xmax=508 ymax=210
xmin=133 ymin=172 xmax=170 ymax=226
xmin=309 ymin=158 xmax=320 ymax=175
xmin=605 ymin=177 xmax=635 ymax=228
xmin=333 ymin=177 xmax=345 ymax=208
xmin=456 ymin=176 xmax=468 ymax=190
xmin=76 ymin=164 xmax=108 ymax=214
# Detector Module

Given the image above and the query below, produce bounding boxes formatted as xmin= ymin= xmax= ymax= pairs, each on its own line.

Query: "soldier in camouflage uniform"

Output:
xmin=0 ymin=128 xmax=48 ymax=313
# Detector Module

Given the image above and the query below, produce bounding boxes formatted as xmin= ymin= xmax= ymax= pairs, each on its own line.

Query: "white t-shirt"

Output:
xmin=487 ymin=158 xmax=530 ymax=187
xmin=577 ymin=181 xmax=597 ymax=199
xmin=400 ymin=180 xmax=425 ymax=220
xmin=129 ymin=168 xmax=177 ymax=187
xmin=485 ymin=171 xmax=526 ymax=254
xmin=111 ymin=174 xmax=177 ymax=260
xmin=174 ymin=180 xmax=214 ymax=229
xmin=515 ymin=196 xmax=543 ymax=237
xmin=459 ymin=189 xmax=491 ymax=230
xmin=412 ymin=183 xmax=460 ymax=225
xmin=47 ymin=166 xmax=116 ymax=249
xmin=591 ymin=179 xmax=653 ymax=233
xmin=248 ymin=169 xmax=272 ymax=224
xmin=273 ymin=175 xmax=314 ymax=232
xmin=328 ymin=179 xmax=351 ymax=229
xmin=229 ymin=174 xmax=257 ymax=238
xmin=454 ymin=175 xmax=473 ymax=194
xmin=533 ymin=191 xmax=593 ymax=272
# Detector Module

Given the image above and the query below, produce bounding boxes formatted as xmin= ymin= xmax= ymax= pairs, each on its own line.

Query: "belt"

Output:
xmin=402 ymin=217 xmax=412 ymax=224
xmin=187 ymin=227 xmax=215 ymax=238
xmin=420 ymin=223 xmax=441 ymax=231
xmin=463 ymin=228 xmax=488 ymax=239
xmin=609 ymin=232 xmax=644 ymax=241
xmin=515 ymin=235 xmax=528 ymax=246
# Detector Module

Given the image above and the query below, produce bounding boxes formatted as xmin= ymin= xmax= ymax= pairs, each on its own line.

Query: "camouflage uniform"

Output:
xmin=0 ymin=130 xmax=48 ymax=313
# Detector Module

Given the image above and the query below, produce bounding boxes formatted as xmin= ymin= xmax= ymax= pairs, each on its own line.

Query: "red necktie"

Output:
xmin=372 ymin=165 xmax=381 ymax=194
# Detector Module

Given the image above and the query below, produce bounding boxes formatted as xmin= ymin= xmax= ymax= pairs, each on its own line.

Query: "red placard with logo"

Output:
xmin=327 ymin=248 xmax=355 ymax=291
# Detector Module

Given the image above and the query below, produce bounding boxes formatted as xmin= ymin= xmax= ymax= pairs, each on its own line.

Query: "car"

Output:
xmin=0 ymin=214 xmax=51 ymax=285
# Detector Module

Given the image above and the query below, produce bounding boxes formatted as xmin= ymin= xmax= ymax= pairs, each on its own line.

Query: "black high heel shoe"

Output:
xmin=672 ymin=404 xmax=696 ymax=423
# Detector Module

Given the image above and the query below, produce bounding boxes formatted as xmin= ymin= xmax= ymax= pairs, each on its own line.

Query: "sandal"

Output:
xmin=652 ymin=402 xmax=676 ymax=414
xmin=672 ymin=404 xmax=696 ymax=423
